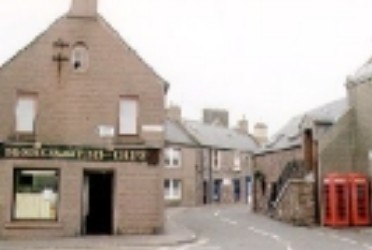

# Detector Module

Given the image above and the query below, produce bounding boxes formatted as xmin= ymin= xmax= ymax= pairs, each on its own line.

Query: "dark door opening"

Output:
xmin=214 ymin=179 xmax=222 ymax=202
xmin=233 ymin=179 xmax=241 ymax=202
xmin=84 ymin=171 xmax=113 ymax=235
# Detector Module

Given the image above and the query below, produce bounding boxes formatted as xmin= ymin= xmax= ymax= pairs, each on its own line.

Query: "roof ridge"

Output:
xmin=0 ymin=16 xmax=64 ymax=73
xmin=97 ymin=15 xmax=169 ymax=93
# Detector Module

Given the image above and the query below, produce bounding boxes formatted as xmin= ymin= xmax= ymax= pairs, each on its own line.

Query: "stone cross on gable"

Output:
xmin=52 ymin=38 xmax=70 ymax=79
xmin=69 ymin=0 xmax=98 ymax=17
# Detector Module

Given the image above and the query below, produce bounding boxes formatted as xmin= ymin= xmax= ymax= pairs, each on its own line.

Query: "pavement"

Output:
xmin=0 ymin=208 xmax=197 ymax=250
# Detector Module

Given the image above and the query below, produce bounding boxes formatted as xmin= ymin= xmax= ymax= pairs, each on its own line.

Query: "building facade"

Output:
xmin=0 ymin=0 xmax=166 ymax=238
xmin=319 ymin=57 xmax=372 ymax=224
xmin=164 ymin=106 xmax=258 ymax=206
xmin=164 ymin=119 xmax=203 ymax=206
xmin=253 ymin=99 xmax=348 ymax=224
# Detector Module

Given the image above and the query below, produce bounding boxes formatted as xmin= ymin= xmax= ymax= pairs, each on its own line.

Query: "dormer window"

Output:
xmin=71 ymin=43 xmax=89 ymax=72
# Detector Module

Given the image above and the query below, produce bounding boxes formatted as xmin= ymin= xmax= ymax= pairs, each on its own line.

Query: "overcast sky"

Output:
xmin=1 ymin=0 xmax=372 ymax=135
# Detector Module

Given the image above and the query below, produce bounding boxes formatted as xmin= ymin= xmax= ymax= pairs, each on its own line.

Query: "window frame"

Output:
xmin=71 ymin=42 xmax=89 ymax=73
xmin=164 ymin=179 xmax=182 ymax=200
xmin=233 ymin=150 xmax=241 ymax=171
xmin=212 ymin=149 xmax=221 ymax=171
xmin=164 ymin=147 xmax=182 ymax=168
xmin=14 ymin=92 xmax=38 ymax=136
xmin=12 ymin=168 xmax=60 ymax=222
xmin=118 ymin=96 xmax=139 ymax=136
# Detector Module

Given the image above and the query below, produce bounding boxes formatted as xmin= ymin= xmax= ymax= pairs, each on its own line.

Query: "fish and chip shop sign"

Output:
xmin=0 ymin=143 xmax=160 ymax=165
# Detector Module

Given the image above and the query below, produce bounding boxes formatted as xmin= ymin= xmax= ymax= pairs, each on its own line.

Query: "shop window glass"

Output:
xmin=14 ymin=170 xmax=59 ymax=220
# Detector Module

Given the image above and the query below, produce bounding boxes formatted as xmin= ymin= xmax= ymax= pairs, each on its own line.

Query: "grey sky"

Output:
xmin=1 ymin=0 xmax=372 ymax=135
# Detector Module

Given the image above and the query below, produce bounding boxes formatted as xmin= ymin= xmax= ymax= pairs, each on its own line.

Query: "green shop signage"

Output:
xmin=0 ymin=143 xmax=159 ymax=165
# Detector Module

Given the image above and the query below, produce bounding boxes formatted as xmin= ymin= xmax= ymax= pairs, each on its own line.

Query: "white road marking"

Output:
xmin=175 ymin=238 xmax=210 ymax=250
xmin=247 ymin=226 xmax=293 ymax=250
xmin=363 ymin=243 xmax=372 ymax=250
xmin=220 ymin=217 xmax=238 ymax=225
xmin=329 ymin=233 xmax=358 ymax=245
xmin=318 ymin=231 xmax=372 ymax=249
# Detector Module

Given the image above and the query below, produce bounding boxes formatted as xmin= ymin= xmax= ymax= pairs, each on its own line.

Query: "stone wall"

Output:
xmin=319 ymin=110 xmax=354 ymax=176
xmin=274 ymin=180 xmax=315 ymax=226
xmin=253 ymin=147 xmax=303 ymax=213
xmin=0 ymin=160 xmax=164 ymax=238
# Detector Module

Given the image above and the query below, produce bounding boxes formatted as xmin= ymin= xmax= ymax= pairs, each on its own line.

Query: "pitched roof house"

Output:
xmin=0 ymin=0 xmax=166 ymax=238
xmin=164 ymin=106 xmax=258 ymax=206
xmin=253 ymin=98 xmax=348 ymax=224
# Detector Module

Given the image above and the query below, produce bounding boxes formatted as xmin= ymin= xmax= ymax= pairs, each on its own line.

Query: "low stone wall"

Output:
xmin=274 ymin=180 xmax=315 ymax=226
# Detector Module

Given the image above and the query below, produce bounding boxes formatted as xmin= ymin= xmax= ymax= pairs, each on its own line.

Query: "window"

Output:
xmin=13 ymin=169 xmax=59 ymax=220
xmin=15 ymin=95 xmax=37 ymax=134
xmin=71 ymin=43 xmax=89 ymax=72
xmin=233 ymin=151 xmax=241 ymax=171
xmin=119 ymin=97 xmax=138 ymax=135
xmin=164 ymin=179 xmax=182 ymax=200
xmin=164 ymin=148 xmax=182 ymax=168
xmin=212 ymin=150 xmax=220 ymax=170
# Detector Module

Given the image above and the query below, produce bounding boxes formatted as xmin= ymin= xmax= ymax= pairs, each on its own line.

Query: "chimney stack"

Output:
xmin=69 ymin=0 xmax=98 ymax=17
xmin=236 ymin=115 xmax=249 ymax=134
xmin=167 ymin=104 xmax=182 ymax=122
xmin=253 ymin=122 xmax=268 ymax=146
xmin=203 ymin=109 xmax=229 ymax=128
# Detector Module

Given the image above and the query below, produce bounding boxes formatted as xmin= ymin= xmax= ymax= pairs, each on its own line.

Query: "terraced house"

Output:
xmin=0 ymin=0 xmax=167 ymax=237
xmin=164 ymin=106 xmax=259 ymax=206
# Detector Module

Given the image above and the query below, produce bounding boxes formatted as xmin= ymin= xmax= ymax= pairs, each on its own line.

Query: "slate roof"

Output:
xmin=257 ymin=98 xmax=349 ymax=154
xmin=165 ymin=120 xmax=197 ymax=146
xmin=347 ymin=57 xmax=372 ymax=84
xmin=181 ymin=120 xmax=258 ymax=152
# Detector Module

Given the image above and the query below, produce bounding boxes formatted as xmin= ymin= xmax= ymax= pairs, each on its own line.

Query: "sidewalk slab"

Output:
xmin=0 ymin=209 xmax=197 ymax=250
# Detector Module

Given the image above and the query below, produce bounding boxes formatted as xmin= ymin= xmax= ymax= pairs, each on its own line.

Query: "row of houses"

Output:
xmin=164 ymin=106 xmax=263 ymax=207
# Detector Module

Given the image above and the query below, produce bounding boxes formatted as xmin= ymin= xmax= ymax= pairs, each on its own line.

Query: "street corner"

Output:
xmin=162 ymin=216 xmax=198 ymax=247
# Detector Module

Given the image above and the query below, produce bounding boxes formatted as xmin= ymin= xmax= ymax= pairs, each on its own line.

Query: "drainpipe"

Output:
xmin=318 ymin=151 xmax=324 ymax=226
xmin=208 ymin=147 xmax=214 ymax=204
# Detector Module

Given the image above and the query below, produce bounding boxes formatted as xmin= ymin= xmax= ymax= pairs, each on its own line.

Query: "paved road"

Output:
xmin=2 ymin=205 xmax=372 ymax=250
xmin=167 ymin=205 xmax=372 ymax=250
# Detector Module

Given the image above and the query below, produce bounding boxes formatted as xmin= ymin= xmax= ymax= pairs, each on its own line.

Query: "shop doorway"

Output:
xmin=83 ymin=171 xmax=113 ymax=235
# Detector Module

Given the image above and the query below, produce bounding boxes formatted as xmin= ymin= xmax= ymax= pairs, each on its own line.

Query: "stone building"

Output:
xmin=253 ymin=99 xmax=348 ymax=225
xmin=319 ymin=56 xmax=372 ymax=224
xmin=164 ymin=106 xmax=258 ymax=206
xmin=0 ymin=0 xmax=166 ymax=238
xmin=164 ymin=117 xmax=203 ymax=206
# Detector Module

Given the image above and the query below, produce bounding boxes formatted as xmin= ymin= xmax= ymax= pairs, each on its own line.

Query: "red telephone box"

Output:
xmin=348 ymin=173 xmax=370 ymax=226
xmin=323 ymin=174 xmax=350 ymax=227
